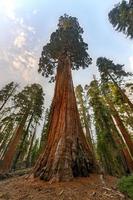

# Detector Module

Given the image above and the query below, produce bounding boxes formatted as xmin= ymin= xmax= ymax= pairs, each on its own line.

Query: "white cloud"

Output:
xmin=12 ymin=50 xmax=38 ymax=82
xmin=1 ymin=0 xmax=36 ymax=49
xmin=2 ymin=0 xmax=16 ymax=20
xmin=27 ymin=56 xmax=37 ymax=68
xmin=14 ymin=32 xmax=27 ymax=48
xmin=22 ymin=69 xmax=30 ymax=81
xmin=12 ymin=60 xmax=21 ymax=70
xmin=27 ymin=26 xmax=36 ymax=34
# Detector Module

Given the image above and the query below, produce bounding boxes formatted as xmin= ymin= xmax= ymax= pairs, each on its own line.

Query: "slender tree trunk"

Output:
xmin=129 ymin=0 xmax=133 ymax=7
xmin=26 ymin=126 xmax=36 ymax=168
xmin=76 ymin=89 xmax=94 ymax=152
xmin=0 ymin=121 xmax=10 ymax=143
xmin=106 ymin=97 xmax=133 ymax=159
xmin=110 ymin=124 xmax=133 ymax=173
xmin=75 ymin=88 xmax=96 ymax=162
xmin=0 ymin=131 xmax=11 ymax=158
xmin=12 ymin=113 xmax=34 ymax=169
xmin=33 ymin=55 xmax=95 ymax=182
xmin=0 ymin=112 xmax=29 ymax=172
xmin=122 ymin=147 xmax=133 ymax=172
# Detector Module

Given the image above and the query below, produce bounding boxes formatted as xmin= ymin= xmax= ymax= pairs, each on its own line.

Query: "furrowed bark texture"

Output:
xmin=34 ymin=56 xmax=94 ymax=182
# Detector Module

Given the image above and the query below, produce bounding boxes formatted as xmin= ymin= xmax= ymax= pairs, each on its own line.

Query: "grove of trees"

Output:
xmin=0 ymin=1 xmax=133 ymax=186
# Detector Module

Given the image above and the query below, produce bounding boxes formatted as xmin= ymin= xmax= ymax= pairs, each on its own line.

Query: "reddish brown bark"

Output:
xmin=33 ymin=55 xmax=94 ymax=182
xmin=26 ymin=126 xmax=36 ymax=168
xmin=0 ymin=112 xmax=28 ymax=172
xmin=107 ymin=98 xmax=133 ymax=159
xmin=122 ymin=147 xmax=133 ymax=172
xmin=111 ymin=127 xmax=133 ymax=173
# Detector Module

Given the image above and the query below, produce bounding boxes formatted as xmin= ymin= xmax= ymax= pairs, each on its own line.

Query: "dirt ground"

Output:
xmin=0 ymin=173 xmax=129 ymax=200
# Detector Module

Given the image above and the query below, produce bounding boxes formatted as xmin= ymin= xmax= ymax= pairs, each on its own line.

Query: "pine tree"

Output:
xmin=96 ymin=57 xmax=133 ymax=163
xmin=39 ymin=108 xmax=50 ymax=153
xmin=0 ymin=83 xmax=44 ymax=172
xmin=97 ymin=57 xmax=133 ymax=111
xmin=0 ymin=82 xmax=18 ymax=112
xmin=88 ymin=80 xmax=130 ymax=176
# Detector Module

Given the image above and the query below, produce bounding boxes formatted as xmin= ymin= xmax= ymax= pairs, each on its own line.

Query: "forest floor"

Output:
xmin=0 ymin=173 xmax=130 ymax=200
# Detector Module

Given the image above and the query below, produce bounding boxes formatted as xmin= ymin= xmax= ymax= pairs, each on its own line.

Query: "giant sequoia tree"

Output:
xmin=33 ymin=15 xmax=95 ymax=182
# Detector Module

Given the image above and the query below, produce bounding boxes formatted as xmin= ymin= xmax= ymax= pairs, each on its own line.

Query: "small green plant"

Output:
xmin=117 ymin=174 xmax=133 ymax=199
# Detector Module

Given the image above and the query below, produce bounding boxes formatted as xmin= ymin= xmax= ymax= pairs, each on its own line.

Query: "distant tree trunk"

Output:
xmin=0 ymin=121 xmax=10 ymax=143
xmin=34 ymin=55 xmax=94 ymax=182
xmin=129 ymin=0 xmax=133 ymax=7
xmin=0 ymin=112 xmax=29 ymax=173
xmin=26 ymin=126 xmax=36 ymax=168
xmin=122 ymin=147 xmax=133 ymax=172
xmin=12 ymin=113 xmax=34 ymax=169
xmin=75 ymin=87 xmax=94 ymax=152
xmin=0 ymin=131 xmax=11 ymax=158
xmin=111 ymin=125 xmax=133 ymax=173
xmin=106 ymin=98 xmax=133 ymax=159
xmin=39 ymin=109 xmax=50 ymax=153
xmin=75 ymin=86 xmax=96 ymax=162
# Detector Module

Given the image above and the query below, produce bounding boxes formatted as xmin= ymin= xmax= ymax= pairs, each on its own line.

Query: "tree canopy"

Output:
xmin=108 ymin=0 xmax=133 ymax=38
xmin=38 ymin=14 xmax=92 ymax=82
xmin=96 ymin=57 xmax=132 ymax=83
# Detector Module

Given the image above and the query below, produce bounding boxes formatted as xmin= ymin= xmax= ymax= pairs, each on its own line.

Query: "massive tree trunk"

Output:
xmin=0 ymin=112 xmax=29 ymax=173
xmin=34 ymin=55 xmax=94 ymax=182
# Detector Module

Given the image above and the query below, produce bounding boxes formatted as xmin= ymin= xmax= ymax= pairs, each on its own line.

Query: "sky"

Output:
xmin=0 ymin=0 xmax=133 ymax=106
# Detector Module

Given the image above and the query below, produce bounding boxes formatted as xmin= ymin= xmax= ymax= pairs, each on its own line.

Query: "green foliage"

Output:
xmin=30 ymin=139 xmax=40 ymax=165
xmin=0 ymin=82 xmax=17 ymax=102
xmin=109 ymin=0 xmax=133 ymax=38
xmin=118 ymin=174 xmax=133 ymax=199
xmin=96 ymin=57 xmax=131 ymax=83
xmin=14 ymin=83 xmax=44 ymax=122
xmin=88 ymin=80 xmax=127 ymax=176
xmin=0 ymin=82 xmax=45 ymax=169
xmin=97 ymin=57 xmax=133 ymax=131
xmin=38 ymin=14 xmax=92 ymax=82
xmin=0 ymin=82 xmax=18 ymax=111
xmin=75 ymin=85 xmax=89 ymax=129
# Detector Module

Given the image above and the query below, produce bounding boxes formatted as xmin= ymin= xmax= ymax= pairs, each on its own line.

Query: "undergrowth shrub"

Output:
xmin=117 ymin=174 xmax=133 ymax=199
